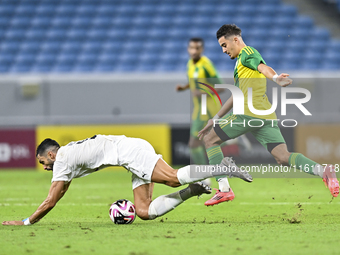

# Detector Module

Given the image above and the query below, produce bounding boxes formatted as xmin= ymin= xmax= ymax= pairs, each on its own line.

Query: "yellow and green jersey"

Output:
xmin=187 ymin=56 xmax=221 ymax=121
xmin=234 ymin=46 xmax=277 ymax=120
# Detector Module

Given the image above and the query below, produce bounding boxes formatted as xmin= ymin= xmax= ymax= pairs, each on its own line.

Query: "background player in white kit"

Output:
xmin=2 ymin=134 xmax=252 ymax=226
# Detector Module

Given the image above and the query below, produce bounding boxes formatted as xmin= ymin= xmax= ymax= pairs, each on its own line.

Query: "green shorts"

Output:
xmin=214 ymin=113 xmax=286 ymax=152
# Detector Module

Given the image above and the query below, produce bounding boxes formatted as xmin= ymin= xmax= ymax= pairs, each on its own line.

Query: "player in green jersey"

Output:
xmin=176 ymin=38 xmax=251 ymax=198
xmin=198 ymin=24 xmax=339 ymax=205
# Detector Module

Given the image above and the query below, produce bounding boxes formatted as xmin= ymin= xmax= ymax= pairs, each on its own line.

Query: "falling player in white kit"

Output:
xmin=2 ymin=134 xmax=252 ymax=226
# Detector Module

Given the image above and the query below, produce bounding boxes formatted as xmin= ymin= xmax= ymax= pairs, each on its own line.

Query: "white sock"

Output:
xmin=313 ymin=164 xmax=324 ymax=178
xmin=177 ymin=165 xmax=211 ymax=184
xmin=148 ymin=192 xmax=183 ymax=220
xmin=176 ymin=165 xmax=224 ymax=185
xmin=218 ymin=177 xmax=231 ymax=192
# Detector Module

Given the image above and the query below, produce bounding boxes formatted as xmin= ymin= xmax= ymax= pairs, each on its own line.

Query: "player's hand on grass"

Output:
xmin=276 ymin=73 xmax=292 ymax=87
xmin=198 ymin=119 xmax=214 ymax=140
xmin=2 ymin=220 xmax=24 ymax=226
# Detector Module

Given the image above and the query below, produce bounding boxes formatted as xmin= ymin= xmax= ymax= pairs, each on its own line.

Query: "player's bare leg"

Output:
xmin=133 ymin=183 xmax=154 ymax=220
xmin=271 ymin=143 xmax=339 ymax=197
xmin=270 ymin=144 xmax=291 ymax=166
xmin=134 ymin=165 xmax=211 ymax=220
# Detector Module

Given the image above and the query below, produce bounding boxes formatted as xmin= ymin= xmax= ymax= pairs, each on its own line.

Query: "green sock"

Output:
xmin=289 ymin=153 xmax=318 ymax=175
xmin=190 ymin=146 xmax=208 ymax=165
xmin=206 ymin=146 xmax=224 ymax=181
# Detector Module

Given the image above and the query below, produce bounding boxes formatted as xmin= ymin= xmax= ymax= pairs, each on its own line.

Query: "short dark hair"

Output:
xmin=189 ymin=37 xmax=204 ymax=47
xmin=36 ymin=138 xmax=60 ymax=157
xmin=216 ymin=24 xmax=242 ymax=40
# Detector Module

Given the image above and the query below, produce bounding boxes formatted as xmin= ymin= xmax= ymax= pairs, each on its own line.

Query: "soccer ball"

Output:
xmin=109 ymin=199 xmax=136 ymax=224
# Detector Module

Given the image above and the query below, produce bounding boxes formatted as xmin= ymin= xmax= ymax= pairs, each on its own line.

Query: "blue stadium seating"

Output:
xmin=0 ymin=0 xmax=339 ymax=73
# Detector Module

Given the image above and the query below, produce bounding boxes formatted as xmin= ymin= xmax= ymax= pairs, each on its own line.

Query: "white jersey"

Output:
xmin=51 ymin=134 xmax=126 ymax=183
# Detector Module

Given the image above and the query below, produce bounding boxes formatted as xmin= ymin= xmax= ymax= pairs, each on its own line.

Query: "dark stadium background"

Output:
xmin=1 ymin=0 xmax=340 ymax=169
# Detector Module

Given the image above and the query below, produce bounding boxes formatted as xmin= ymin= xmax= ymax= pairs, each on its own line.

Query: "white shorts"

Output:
xmin=117 ymin=137 xmax=162 ymax=190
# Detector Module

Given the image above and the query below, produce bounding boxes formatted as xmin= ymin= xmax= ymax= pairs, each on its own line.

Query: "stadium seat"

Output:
xmin=0 ymin=53 xmax=15 ymax=66
xmin=196 ymin=4 xmax=217 ymax=15
xmin=19 ymin=42 xmax=41 ymax=54
xmin=97 ymin=53 xmax=119 ymax=66
xmin=294 ymin=16 xmax=314 ymax=30
xmin=46 ymin=29 xmax=67 ymax=42
xmin=257 ymin=4 xmax=278 ymax=18
xmin=10 ymin=64 xmax=32 ymax=73
xmin=0 ymin=0 xmax=338 ymax=73
xmin=266 ymin=40 xmax=286 ymax=52
xmin=304 ymin=51 xmax=319 ymax=63
xmin=139 ymin=4 xmax=157 ymax=15
xmin=76 ymin=4 xmax=98 ymax=17
xmin=72 ymin=17 xmax=92 ymax=28
xmin=87 ymin=29 xmax=107 ymax=41
xmin=329 ymin=40 xmax=340 ymax=51
xmin=40 ymin=42 xmax=62 ymax=54
xmin=0 ymin=41 xmax=20 ymax=53
xmin=306 ymin=40 xmax=326 ymax=53
xmin=277 ymin=61 xmax=300 ymax=71
xmin=55 ymin=4 xmax=77 ymax=17
xmin=289 ymin=28 xmax=311 ymax=42
xmin=51 ymin=17 xmax=73 ymax=29
xmin=276 ymin=4 xmax=298 ymax=18
xmin=310 ymin=28 xmax=330 ymax=42
xmin=35 ymin=4 xmax=57 ymax=17
xmin=66 ymin=29 xmax=88 ymax=42
xmin=5 ymin=29 xmax=26 ymax=41
xmin=91 ymin=17 xmax=113 ymax=29
xmin=262 ymin=51 xmax=281 ymax=67
xmin=273 ymin=16 xmax=294 ymax=28
xmin=237 ymin=4 xmax=258 ymax=16
xmin=31 ymin=64 xmax=53 ymax=73
xmin=143 ymin=41 xmax=164 ymax=54
xmin=252 ymin=16 xmax=273 ymax=28
xmin=81 ymin=42 xmax=102 ymax=54
xmin=300 ymin=62 xmax=321 ymax=70
xmin=268 ymin=28 xmax=291 ymax=41
xmin=157 ymin=4 xmax=178 ymax=15
xmin=35 ymin=53 xmax=58 ymax=66
xmin=135 ymin=63 xmax=157 ymax=72
xmin=25 ymin=29 xmax=47 ymax=42
xmin=30 ymin=17 xmax=52 ymax=29
xmin=10 ymin=17 xmax=31 ymax=29
xmin=0 ymin=5 xmax=16 ymax=18
xmin=15 ymin=4 xmax=36 ymax=16
xmin=60 ymin=42 xmax=82 ymax=55
xmin=115 ymin=63 xmax=136 ymax=72
xmin=320 ymin=61 xmax=339 ymax=70
xmin=325 ymin=50 xmax=340 ymax=62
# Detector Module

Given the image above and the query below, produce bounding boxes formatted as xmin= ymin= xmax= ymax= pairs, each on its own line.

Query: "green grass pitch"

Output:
xmin=0 ymin=167 xmax=339 ymax=255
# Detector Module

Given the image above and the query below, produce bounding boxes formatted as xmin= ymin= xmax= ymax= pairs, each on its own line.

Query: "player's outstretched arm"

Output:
xmin=2 ymin=181 xmax=71 ymax=226
xmin=257 ymin=63 xmax=292 ymax=87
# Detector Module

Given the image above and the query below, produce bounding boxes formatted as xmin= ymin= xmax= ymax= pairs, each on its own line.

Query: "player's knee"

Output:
xmin=275 ymin=155 xmax=289 ymax=165
xmin=203 ymin=134 xmax=213 ymax=148
xmin=135 ymin=201 xmax=152 ymax=220
xmin=165 ymin=180 xmax=181 ymax=188
xmin=136 ymin=208 xmax=149 ymax=220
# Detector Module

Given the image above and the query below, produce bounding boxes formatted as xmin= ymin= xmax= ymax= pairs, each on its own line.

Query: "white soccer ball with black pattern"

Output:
xmin=109 ymin=199 xmax=136 ymax=224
